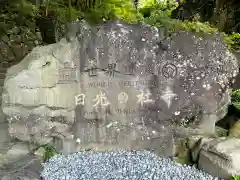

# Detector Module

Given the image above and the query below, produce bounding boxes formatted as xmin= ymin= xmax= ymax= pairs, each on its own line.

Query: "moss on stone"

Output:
xmin=215 ymin=126 xmax=228 ymax=137
xmin=174 ymin=138 xmax=193 ymax=165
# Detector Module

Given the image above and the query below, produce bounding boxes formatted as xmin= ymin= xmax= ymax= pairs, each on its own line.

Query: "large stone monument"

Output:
xmin=1 ymin=20 xmax=238 ymax=156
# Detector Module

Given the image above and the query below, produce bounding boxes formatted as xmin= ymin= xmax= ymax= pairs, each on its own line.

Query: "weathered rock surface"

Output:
xmin=0 ymin=122 xmax=11 ymax=153
xmin=0 ymin=140 xmax=41 ymax=180
xmin=191 ymin=136 xmax=214 ymax=162
xmin=0 ymin=154 xmax=42 ymax=180
xmin=0 ymin=141 xmax=33 ymax=166
xmin=2 ymin=20 xmax=239 ymax=156
xmin=198 ymin=138 xmax=240 ymax=179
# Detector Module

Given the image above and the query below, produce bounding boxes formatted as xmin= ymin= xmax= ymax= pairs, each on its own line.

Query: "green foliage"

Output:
xmin=143 ymin=1 xmax=217 ymax=37
xmin=40 ymin=0 xmax=79 ymax=23
xmin=41 ymin=144 xmax=58 ymax=162
xmin=83 ymin=0 xmax=141 ymax=24
xmin=232 ymin=176 xmax=240 ymax=180
xmin=231 ymin=89 xmax=240 ymax=102
xmin=37 ymin=0 xmax=142 ymax=24
xmin=180 ymin=21 xmax=217 ymax=34
xmin=143 ymin=1 xmax=181 ymax=35
xmin=138 ymin=0 xmax=155 ymax=9
xmin=140 ymin=0 xmax=177 ymax=20
xmin=143 ymin=0 xmax=240 ymax=51
xmin=222 ymin=32 xmax=240 ymax=52
xmin=0 ymin=0 xmax=39 ymax=35
xmin=0 ymin=0 xmax=41 ymax=61
xmin=231 ymin=89 xmax=240 ymax=111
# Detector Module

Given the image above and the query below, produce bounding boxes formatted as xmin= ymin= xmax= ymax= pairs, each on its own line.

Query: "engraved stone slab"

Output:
xmin=69 ymin=21 xmax=238 ymax=155
xmin=2 ymin=20 xmax=238 ymax=157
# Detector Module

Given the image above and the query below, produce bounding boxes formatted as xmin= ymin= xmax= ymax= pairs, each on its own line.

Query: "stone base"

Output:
xmin=0 ymin=154 xmax=42 ymax=180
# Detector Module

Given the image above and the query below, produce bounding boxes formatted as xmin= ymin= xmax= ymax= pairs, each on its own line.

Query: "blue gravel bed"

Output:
xmin=41 ymin=150 xmax=219 ymax=180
